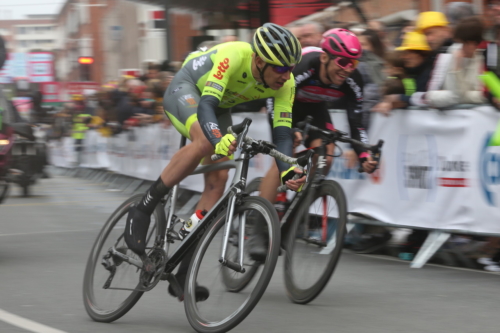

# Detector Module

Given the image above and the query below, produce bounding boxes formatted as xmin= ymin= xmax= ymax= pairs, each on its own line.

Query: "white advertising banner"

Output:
xmin=58 ymin=112 xmax=273 ymax=191
xmin=47 ymin=137 xmax=77 ymax=168
xmin=329 ymin=106 xmax=500 ymax=235
xmin=48 ymin=107 xmax=500 ymax=234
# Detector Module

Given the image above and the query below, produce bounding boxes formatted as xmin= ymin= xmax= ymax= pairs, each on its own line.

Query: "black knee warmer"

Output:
xmin=136 ymin=177 xmax=171 ymax=215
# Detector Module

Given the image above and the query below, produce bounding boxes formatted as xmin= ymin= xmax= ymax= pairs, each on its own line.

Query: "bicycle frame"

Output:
xmin=157 ymin=137 xmax=256 ymax=275
xmin=280 ymin=140 xmax=328 ymax=236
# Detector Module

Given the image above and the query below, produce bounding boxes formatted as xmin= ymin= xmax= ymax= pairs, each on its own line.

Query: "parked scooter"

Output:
xmin=7 ymin=122 xmax=46 ymax=197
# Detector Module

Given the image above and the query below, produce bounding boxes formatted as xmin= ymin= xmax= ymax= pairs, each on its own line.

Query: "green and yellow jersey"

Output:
xmin=181 ymin=42 xmax=295 ymax=128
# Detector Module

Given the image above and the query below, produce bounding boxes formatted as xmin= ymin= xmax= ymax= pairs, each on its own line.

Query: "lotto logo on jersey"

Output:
xmin=213 ymin=58 xmax=230 ymax=80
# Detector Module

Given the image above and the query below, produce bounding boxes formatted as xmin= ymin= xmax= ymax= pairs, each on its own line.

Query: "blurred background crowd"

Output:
xmin=2 ymin=0 xmax=500 ymax=272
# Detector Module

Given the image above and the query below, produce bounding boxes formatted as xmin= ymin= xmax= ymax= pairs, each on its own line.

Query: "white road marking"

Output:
xmin=0 ymin=228 xmax=98 ymax=237
xmin=0 ymin=309 xmax=68 ymax=333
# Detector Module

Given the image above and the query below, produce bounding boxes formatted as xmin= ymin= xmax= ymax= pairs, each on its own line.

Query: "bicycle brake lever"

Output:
xmin=358 ymin=140 xmax=384 ymax=173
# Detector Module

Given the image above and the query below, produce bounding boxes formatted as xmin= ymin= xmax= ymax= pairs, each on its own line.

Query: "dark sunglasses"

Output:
xmin=270 ymin=64 xmax=295 ymax=74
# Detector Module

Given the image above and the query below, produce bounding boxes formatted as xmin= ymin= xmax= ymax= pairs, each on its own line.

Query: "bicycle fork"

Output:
xmin=219 ymin=193 xmax=246 ymax=273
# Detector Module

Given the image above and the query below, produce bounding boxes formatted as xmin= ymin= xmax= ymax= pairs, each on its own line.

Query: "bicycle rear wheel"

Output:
xmin=184 ymin=196 xmax=280 ymax=333
xmin=284 ymin=180 xmax=347 ymax=304
xmin=83 ymin=193 xmax=165 ymax=322
xmin=220 ymin=178 xmax=262 ymax=292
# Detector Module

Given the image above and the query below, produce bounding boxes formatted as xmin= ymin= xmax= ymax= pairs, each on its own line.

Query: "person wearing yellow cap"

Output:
xmin=372 ymin=31 xmax=434 ymax=115
xmin=416 ymin=11 xmax=453 ymax=52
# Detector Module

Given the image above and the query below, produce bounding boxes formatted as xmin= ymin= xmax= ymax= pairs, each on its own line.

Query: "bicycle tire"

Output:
xmin=83 ymin=193 xmax=166 ymax=322
xmin=220 ymin=178 xmax=262 ymax=292
xmin=284 ymin=180 xmax=347 ymax=304
xmin=184 ymin=196 xmax=280 ymax=333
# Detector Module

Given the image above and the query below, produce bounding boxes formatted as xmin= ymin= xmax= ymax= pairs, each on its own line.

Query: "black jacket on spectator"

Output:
xmin=400 ymin=38 xmax=454 ymax=106
xmin=400 ymin=57 xmax=435 ymax=105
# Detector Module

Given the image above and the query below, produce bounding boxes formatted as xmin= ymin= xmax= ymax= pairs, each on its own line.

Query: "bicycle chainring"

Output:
xmin=139 ymin=248 xmax=166 ymax=291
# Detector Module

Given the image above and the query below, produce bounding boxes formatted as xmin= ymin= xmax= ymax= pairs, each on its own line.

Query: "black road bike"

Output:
xmin=223 ymin=116 xmax=383 ymax=304
xmin=82 ymin=118 xmax=310 ymax=333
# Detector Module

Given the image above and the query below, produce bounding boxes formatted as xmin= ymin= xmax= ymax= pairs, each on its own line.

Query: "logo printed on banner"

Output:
xmin=480 ymin=133 xmax=500 ymax=206
xmin=397 ymin=134 xmax=438 ymax=201
xmin=213 ymin=58 xmax=229 ymax=80
xmin=437 ymin=156 xmax=470 ymax=187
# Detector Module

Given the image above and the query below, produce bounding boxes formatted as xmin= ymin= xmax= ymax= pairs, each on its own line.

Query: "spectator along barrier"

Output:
xmin=48 ymin=106 xmax=500 ymax=267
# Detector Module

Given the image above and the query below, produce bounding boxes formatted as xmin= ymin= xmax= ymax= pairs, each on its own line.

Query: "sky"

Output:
xmin=0 ymin=0 xmax=66 ymax=20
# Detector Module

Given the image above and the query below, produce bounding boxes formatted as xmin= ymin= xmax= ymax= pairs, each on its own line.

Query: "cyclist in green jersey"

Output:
xmin=123 ymin=23 xmax=302 ymax=300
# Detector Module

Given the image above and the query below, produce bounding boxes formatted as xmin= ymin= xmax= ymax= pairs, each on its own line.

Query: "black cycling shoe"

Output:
xmin=248 ymin=232 xmax=268 ymax=262
xmin=124 ymin=207 xmax=151 ymax=256
xmin=248 ymin=215 xmax=269 ymax=262
xmin=167 ymin=274 xmax=210 ymax=302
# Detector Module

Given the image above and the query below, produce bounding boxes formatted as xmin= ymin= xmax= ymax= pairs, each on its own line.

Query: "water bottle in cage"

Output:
xmin=179 ymin=209 xmax=207 ymax=239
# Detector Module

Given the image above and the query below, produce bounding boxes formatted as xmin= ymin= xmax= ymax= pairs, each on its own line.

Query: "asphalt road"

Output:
xmin=0 ymin=171 xmax=498 ymax=333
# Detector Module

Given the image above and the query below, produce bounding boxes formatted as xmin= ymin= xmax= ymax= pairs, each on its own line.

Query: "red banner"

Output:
xmin=66 ymin=82 xmax=100 ymax=96
xmin=238 ymin=0 xmax=331 ymax=27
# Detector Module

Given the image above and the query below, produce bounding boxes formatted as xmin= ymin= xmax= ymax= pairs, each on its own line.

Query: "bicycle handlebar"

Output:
xmin=297 ymin=115 xmax=384 ymax=173
xmin=211 ymin=118 xmax=312 ymax=191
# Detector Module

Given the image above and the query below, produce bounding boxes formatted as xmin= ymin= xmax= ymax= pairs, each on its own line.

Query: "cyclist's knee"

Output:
xmin=194 ymin=138 xmax=214 ymax=157
xmin=204 ymin=170 xmax=228 ymax=191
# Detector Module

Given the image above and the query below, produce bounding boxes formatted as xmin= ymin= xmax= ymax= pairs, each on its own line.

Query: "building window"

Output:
xmin=17 ymin=27 xmax=26 ymax=34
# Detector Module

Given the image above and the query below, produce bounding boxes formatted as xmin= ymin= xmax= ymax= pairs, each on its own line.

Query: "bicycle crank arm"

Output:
xmin=219 ymin=258 xmax=246 ymax=273
xmin=109 ymin=246 xmax=144 ymax=270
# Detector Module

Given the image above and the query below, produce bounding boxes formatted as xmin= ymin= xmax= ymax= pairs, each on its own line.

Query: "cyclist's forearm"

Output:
xmin=198 ymin=95 xmax=222 ymax=146
xmin=272 ymin=126 xmax=293 ymax=173
xmin=349 ymin=125 xmax=369 ymax=157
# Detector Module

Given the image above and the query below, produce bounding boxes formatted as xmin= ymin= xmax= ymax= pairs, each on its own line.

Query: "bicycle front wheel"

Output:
xmin=184 ymin=196 xmax=280 ymax=333
xmin=83 ymin=193 xmax=165 ymax=322
xmin=284 ymin=180 xmax=347 ymax=304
